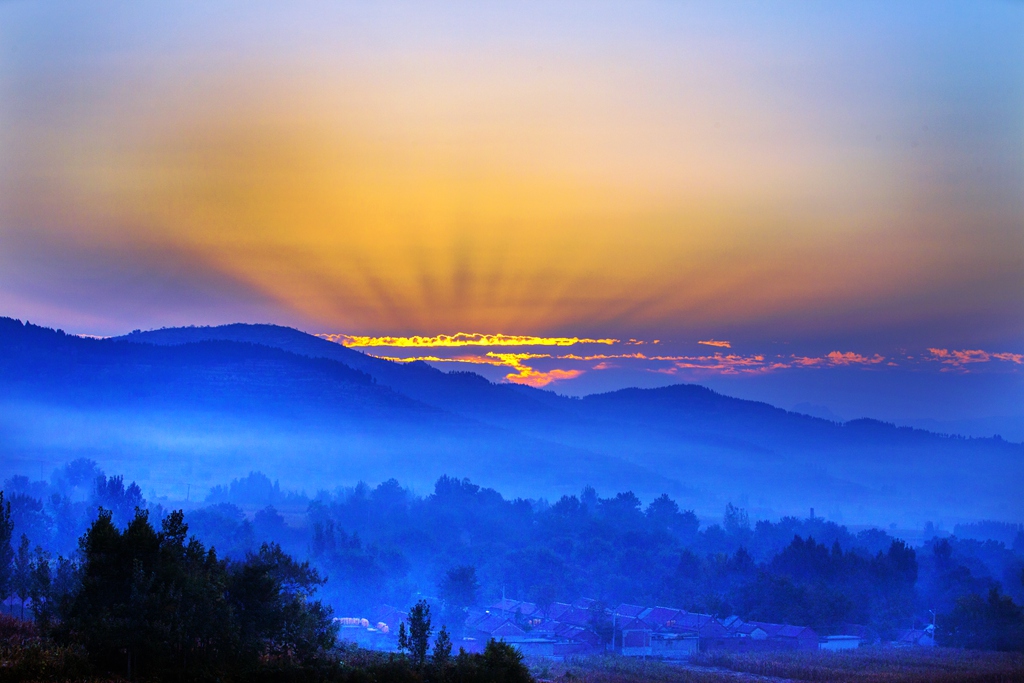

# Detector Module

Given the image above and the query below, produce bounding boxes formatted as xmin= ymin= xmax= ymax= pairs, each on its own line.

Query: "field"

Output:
xmin=531 ymin=649 xmax=1024 ymax=683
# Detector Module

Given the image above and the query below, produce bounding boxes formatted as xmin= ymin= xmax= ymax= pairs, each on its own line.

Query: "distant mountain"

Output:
xmin=118 ymin=324 xmax=574 ymax=424
xmin=0 ymin=318 xmax=669 ymax=499
xmin=2 ymin=317 xmax=1021 ymax=524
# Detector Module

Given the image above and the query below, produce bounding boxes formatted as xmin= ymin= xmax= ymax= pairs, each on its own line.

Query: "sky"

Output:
xmin=1 ymin=2 xmax=1022 ymax=433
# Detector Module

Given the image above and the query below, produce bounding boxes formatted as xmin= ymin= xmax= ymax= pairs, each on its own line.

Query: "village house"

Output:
xmin=356 ymin=599 xmax=838 ymax=662
xmin=819 ymin=635 xmax=862 ymax=651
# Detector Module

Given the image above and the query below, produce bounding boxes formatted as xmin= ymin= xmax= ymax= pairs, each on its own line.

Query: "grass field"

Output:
xmin=531 ymin=648 xmax=1024 ymax=683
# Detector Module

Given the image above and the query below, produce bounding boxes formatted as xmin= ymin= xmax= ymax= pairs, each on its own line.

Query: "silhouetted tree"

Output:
xmin=480 ymin=639 xmax=532 ymax=683
xmin=59 ymin=507 xmax=336 ymax=679
xmin=0 ymin=492 xmax=12 ymax=612
xmin=407 ymin=599 xmax=432 ymax=666
xmin=397 ymin=621 xmax=409 ymax=653
xmin=28 ymin=546 xmax=53 ymax=628
xmin=440 ymin=565 xmax=479 ymax=633
xmin=939 ymin=587 xmax=1024 ymax=651
xmin=433 ymin=624 xmax=452 ymax=667
xmin=13 ymin=535 xmax=30 ymax=619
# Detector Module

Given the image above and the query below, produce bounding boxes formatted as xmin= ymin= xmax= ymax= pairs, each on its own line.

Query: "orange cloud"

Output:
xmin=485 ymin=352 xmax=584 ymax=387
xmin=368 ymin=342 xmax=1018 ymax=385
xmin=928 ymin=348 xmax=1023 ymax=368
xmin=825 ymin=351 xmax=886 ymax=365
xmin=653 ymin=353 xmax=775 ymax=375
xmin=369 ymin=350 xmax=581 ymax=387
xmin=698 ymin=339 xmax=732 ymax=348
xmin=509 ymin=367 xmax=585 ymax=387
xmin=319 ymin=333 xmax=617 ymax=348
xmin=556 ymin=352 xmax=648 ymax=361
xmin=790 ymin=356 xmax=827 ymax=367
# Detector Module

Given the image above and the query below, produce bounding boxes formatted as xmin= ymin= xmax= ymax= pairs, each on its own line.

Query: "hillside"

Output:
xmin=1 ymin=318 xmax=1020 ymax=523
xmin=0 ymin=318 xmax=669 ymax=500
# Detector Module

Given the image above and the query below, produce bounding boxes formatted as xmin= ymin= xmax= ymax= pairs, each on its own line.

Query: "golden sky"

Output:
xmin=0 ymin=2 xmax=1021 ymax=419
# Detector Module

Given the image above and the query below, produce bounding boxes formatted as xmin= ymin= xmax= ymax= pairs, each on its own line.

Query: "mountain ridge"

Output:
xmin=2 ymin=317 xmax=1020 ymax=523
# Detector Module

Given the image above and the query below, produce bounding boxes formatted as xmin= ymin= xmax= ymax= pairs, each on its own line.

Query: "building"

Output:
xmin=731 ymin=622 xmax=769 ymax=640
xmin=651 ymin=632 xmax=699 ymax=659
xmin=617 ymin=617 xmax=652 ymax=656
xmin=722 ymin=620 xmax=819 ymax=651
xmin=774 ymin=625 xmax=820 ymax=650
xmin=819 ymin=635 xmax=861 ymax=651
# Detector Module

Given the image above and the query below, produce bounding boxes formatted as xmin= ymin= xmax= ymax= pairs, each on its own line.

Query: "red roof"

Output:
xmin=732 ymin=622 xmax=768 ymax=636
xmin=514 ymin=602 xmax=539 ymax=617
xmin=465 ymin=611 xmax=492 ymax=627
xmin=491 ymin=598 xmax=522 ymax=613
xmin=617 ymin=617 xmax=650 ymax=632
xmin=552 ymin=622 xmax=580 ymax=638
xmin=570 ymin=628 xmax=604 ymax=647
xmin=640 ymin=607 xmax=684 ymax=629
xmin=550 ymin=622 xmax=601 ymax=646
xmin=544 ymin=602 xmax=573 ymax=620
xmin=616 ymin=604 xmax=646 ymax=618
xmin=473 ymin=615 xmax=511 ymax=634
xmin=746 ymin=621 xmax=784 ymax=637
xmin=529 ymin=620 xmax=559 ymax=636
xmin=673 ymin=613 xmax=728 ymax=637
xmin=558 ymin=607 xmax=594 ymax=627
xmin=777 ymin=625 xmax=818 ymax=640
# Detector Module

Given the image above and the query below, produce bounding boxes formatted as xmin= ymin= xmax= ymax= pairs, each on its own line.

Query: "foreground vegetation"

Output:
xmin=534 ymin=650 xmax=1024 ymax=683
xmin=0 ymin=507 xmax=532 ymax=682
xmin=6 ymin=462 xmax=1024 ymax=649
xmin=0 ymin=623 xmax=532 ymax=683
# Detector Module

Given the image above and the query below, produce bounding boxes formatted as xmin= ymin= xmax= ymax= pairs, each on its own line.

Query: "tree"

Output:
xmin=724 ymin=503 xmax=750 ymax=535
xmin=227 ymin=541 xmax=336 ymax=663
xmin=13 ymin=534 xmax=31 ymax=619
xmin=481 ymin=639 xmax=532 ymax=683
xmin=407 ymin=599 xmax=432 ymax=666
xmin=938 ymin=587 xmax=1024 ymax=652
xmin=433 ymin=624 xmax=452 ymax=667
xmin=59 ymin=507 xmax=336 ymax=679
xmin=440 ymin=565 xmax=479 ymax=632
xmin=28 ymin=546 xmax=53 ymax=628
xmin=397 ymin=621 xmax=409 ymax=654
xmin=0 ymin=492 xmax=13 ymax=612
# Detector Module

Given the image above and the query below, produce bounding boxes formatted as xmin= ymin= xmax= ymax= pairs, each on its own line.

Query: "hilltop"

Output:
xmin=1 ymin=318 xmax=1020 ymax=523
